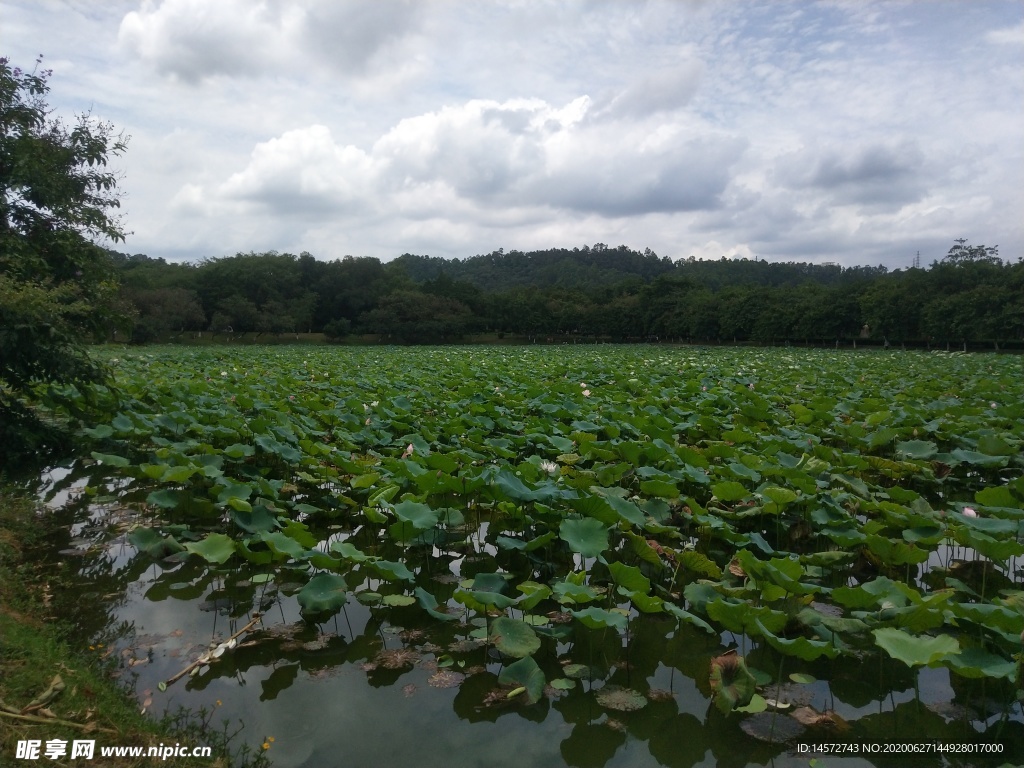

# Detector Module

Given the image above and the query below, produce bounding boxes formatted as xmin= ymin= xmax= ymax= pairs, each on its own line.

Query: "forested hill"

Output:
xmin=389 ymin=245 xmax=886 ymax=292
xmin=391 ymin=245 xmax=675 ymax=291
xmin=109 ymin=241 xmax=1023 ymax=347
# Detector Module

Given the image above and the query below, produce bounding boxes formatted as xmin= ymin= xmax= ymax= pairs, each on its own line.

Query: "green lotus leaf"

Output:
xmin=414 ymin=587 xmax=459 ymax=621
xmin=236 ymin=540 xmax=273 ymax=565
xmin=551 ymin=580 xmax=599 ymax=605
xmin=370 ymin=559 xmax=415 ymax=582
xmin=230 ymin=506 xmax=280 ymax=534
xmin=559 ymin=518 xmax=609 ymax=558
xmin=183 ymin=533 xmax=237 ymax=564
xmin=489 ymin=617 xmax=541 ymax=658
xmin=280 ymin=520 xmax=318 ymax=548
xmin=223 ymin=443 xmax=255 ymax=459
xmin=570 ymin=606 xmax=628 ymax=631
xmin=712 ymin=481 xmax=747 ymax=502
xmin=297 ymin=572 xmax=348 ymax=614
xmin=896 ymin=440 xmax=938 ymax=460
xmin=832 ymin=577 xmax=913 ymax=609
xmin=640 ymin=478 xmax=679 ymax=498
xmin=607 ymin=561 xmax=651 ymax=594
xmin=516 ymin=581 xmax=552 ymax=610
xmin=707 ymin=599 xmax=787 ymax=637
xmin=496 ymin=535 xmax=528 ymax=551
xmin=471 ymin=572 xmax=510 ymax=594
xmin=872 ymin=627 xmax=959 ymax=668
xmin=453 ymin=588 xmax=517 ymax=613
xmin=146 ymin=489 xmax=183 ymax=510
xmin=761 ymin=486 xmax=797 ymax=506
xmin=260 ymin=531 xmax=308 ymax=561
xmin=865 ymin=535 xmax=930 ymax=566
xmin=91 ymin=451 xmax=130 ymax=467
xmin=350 ymin=472 xmax=379 ymax=489
xmin=663 ymin=602 xmax=716 ymax=634
xmin=949 ymin=449 xmax=1007 ymax=468
xmin=756 ymin=619 xmax=839 ymax=661
xmin=943 ymin=646 xmax=1016 ymax=680
xmin=330 ymin=541 xmax=374 ymax=563
xmin=497 ymin=655 xmax=545 ymax=705
xmin=677 ymin=551 xmax=723 ymax=579
xmin=128 ymin=526 xmax=185 ymax=559
xmin=974 ymin=486 xmax=1019 ymax=509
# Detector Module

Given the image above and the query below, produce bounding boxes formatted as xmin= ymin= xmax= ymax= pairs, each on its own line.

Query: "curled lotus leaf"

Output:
xmin=497 ymin=655 xmax=545 ymax=705
xmin=709 ymin=652 xmax=756 ymax=714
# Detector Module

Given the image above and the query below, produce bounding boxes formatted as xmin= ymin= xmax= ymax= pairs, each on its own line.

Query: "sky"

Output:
xmin=4 ymin=0 xmax=1023 ymax=269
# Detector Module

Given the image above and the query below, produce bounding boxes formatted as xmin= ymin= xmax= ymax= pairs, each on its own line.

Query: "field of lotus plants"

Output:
xmin=43 ymin=345 xmax=1024 ymax=766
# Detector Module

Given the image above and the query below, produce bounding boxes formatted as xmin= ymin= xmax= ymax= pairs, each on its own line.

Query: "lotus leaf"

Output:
xmin=128 ymin=527 xmax=185 ymax=559
xmin=497 ymin=656 xmax=545 ymax=705
xmin=297 ymin=573 xmax=348 ymax=614
xmin=414 ymin=587 xmax=459 ymax=621
xmin=872 ymin=627 xmax=959 ymax=668
xmin=709 ymin=653 xmax=756 ymax=713
xmin=489 ymin=617 xmax=541 ymax=658
xmin=595 ymin=685 xmax=647 ymax=712
xmin=559 ymin=518 xmax=609 ymax=558
xmin=570 ymin=606 xmax=628 ymax=631
xmin=184 ymin=533 xmax=236 ymax=564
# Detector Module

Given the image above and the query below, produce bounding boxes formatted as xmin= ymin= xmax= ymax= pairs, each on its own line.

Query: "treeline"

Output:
xmin=111 ymin=241 xmax=1023 ymax=347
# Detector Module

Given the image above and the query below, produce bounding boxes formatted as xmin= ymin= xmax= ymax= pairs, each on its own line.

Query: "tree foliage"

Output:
xmin=1 ymin=56 xmax=129 ymax=460
xmin=111 ymin=238 xmax=1022 ymax=348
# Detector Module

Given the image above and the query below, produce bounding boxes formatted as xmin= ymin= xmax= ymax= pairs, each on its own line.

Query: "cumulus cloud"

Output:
xmin=218 ymin=125 xmax=379 ymax=216
xmin=12 ymin=0 xmax=1016 ymax=266
xmin=194 ymin=96 xmax=747 ymax=226
xmin=118 ymin=0 xmax=421 ymax=83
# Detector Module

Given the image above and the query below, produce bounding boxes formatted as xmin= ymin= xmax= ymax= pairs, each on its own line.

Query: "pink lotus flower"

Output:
xmin=582 ymin=389 xmax=591 ymax=397
xmin=963 ymin=507 xmax=978 ymax=518
xmin=401 ymin=443 xmax=415 ymax=459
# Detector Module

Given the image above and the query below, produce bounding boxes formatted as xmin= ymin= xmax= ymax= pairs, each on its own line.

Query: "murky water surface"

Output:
xmin=27 ymin=461 xmax=1023 ymax=768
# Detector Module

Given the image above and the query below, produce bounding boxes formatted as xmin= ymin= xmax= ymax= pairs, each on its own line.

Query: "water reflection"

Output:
xmin=26 ymin=460 xmax=1023 ymax=768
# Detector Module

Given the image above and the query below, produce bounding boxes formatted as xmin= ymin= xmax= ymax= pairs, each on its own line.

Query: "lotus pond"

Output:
xmin=29 ymin=346 xmax=1024 ymax=766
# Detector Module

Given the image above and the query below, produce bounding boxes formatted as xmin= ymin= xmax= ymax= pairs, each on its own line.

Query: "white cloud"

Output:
xmin=118 ymin=0 xmax=421 ymax=83
xmin=2 ymin=0 xmax=1020 ymax=266
xmin=191 ymin=96 xmax=747 ymax=232
xmin=987 ymin=20 xmax=1024 ymax=45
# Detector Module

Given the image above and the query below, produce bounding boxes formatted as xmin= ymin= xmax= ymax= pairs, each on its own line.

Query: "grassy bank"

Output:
xmin=0 ymin=489 xmax=267 ymax=768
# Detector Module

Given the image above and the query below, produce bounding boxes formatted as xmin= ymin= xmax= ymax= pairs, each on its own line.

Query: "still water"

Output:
xmin=33 ymin=464 xmax=1023 ymax=768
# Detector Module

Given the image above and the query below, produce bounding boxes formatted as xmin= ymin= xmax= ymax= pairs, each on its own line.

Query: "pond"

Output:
xmin=24 ymin=346 xmax=1024 ymax=767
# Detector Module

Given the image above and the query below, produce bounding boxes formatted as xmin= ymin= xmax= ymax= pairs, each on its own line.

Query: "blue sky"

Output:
xmin=4 ymin=0 xmax=1022 ymax=268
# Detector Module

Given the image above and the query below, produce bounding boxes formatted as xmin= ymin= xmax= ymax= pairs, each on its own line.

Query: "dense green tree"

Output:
xmin=125 ymin=286 xmax=205 ymax=342
xmin=360 ymin=290 xmax=473 ymax=343
xmin=1 ymin=56 xmax=130 ymax=459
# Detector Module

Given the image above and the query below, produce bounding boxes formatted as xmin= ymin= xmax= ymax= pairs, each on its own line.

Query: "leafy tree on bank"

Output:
xmin=0 ymin=56 xmax=130 ymax=461
xmin=111 ymin=240 xmax=1022 ymax=347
